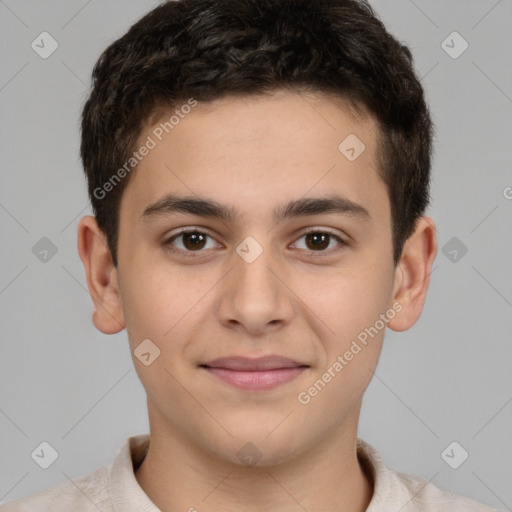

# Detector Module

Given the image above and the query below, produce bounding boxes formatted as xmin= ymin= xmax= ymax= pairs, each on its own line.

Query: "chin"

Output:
xmin=207 ymin=427 xmax=307 ymax=469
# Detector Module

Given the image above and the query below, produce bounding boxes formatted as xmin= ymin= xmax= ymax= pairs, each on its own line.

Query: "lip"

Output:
xmin=202 ymin=355 xmax=307 ymax=371
xmin=200 ymin=355 xmax=309 ymax=391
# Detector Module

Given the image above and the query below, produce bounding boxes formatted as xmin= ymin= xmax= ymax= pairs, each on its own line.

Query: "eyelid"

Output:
xmin=292 ymin=226 xmax=347 ymax=242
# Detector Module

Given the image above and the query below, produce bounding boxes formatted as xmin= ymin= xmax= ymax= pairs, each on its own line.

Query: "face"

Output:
xmin=82 ymin=89 xmax=429 ymax=467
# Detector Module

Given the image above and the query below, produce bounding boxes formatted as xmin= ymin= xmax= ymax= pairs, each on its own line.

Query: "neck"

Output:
xmin=134 ymin=414 xmax=373 ymax=512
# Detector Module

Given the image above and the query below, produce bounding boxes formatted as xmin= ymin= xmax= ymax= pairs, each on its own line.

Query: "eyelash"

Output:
xmin=163 ymin=228 xmax=348 ymax=258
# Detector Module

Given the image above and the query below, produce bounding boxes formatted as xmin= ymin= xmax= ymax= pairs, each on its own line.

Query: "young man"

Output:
xmin=3 ymin=0 xmax=498 ymax=510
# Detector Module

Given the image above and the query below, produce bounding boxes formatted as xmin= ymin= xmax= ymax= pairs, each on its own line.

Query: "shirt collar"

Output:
xmin=357 ymin=437 xmax=395 ymax=510
xmin=110 ymin=434 xmax=157 ymax=512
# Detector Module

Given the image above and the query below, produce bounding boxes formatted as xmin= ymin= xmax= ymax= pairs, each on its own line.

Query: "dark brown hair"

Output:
xmin=80 ymin=0 xmax=433 ymax=267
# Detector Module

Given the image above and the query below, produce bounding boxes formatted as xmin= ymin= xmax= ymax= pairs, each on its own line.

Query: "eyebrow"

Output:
xmin=141 ymin=194 xmax=371 ymax=224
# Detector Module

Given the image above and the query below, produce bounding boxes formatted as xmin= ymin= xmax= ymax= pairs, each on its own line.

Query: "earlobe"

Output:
xmin=77 ymin=215 xmax=126 ymax=334
xmin=387 ymin=216 xmax=438 ymax=332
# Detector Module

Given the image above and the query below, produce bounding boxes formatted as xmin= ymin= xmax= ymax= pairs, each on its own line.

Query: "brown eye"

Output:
xmin=293 ymin=230 xmax=347 ymax=254
xmin=181 ymin=232 xmax=207 ymax=250
xmin=165 ymin=229 xmax=219 ymax=254
xmin=305 ymin=232 xmax=330 ymax=250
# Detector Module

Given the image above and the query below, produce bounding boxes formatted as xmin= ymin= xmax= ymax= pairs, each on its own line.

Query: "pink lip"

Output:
xmin=200 ymin=356 xmax=309 ymax=391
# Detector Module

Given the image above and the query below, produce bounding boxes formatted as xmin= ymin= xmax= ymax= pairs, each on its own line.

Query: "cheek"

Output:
xmin=294 ymin=261 xmax=392 ymax=342
xmin=117 ymin=258 xmax=176 ymax=347
xmin=296 ymin=273 xmax=390 ymax=421
xmin=321 ymin=257 xmax=394 ymax=388
xmin=119 ymin=255 xmax=213 ymax=353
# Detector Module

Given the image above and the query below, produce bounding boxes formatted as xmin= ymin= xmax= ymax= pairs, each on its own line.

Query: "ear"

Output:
xmin=77 ymin=215 xmax=126 ymax=334
xmin=387 ymin=216 xmax=438 ymax=332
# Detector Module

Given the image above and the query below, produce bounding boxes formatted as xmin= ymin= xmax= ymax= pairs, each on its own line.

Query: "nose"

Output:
xmin=217 ymin=242 xmax=295 ymax=336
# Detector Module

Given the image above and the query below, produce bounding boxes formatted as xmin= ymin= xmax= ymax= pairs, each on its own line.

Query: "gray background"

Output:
xmin=0 ymin=0 xmax=511 ymax=509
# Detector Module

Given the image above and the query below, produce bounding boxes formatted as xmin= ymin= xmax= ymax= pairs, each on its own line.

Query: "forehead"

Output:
xmin=120 ymin=90 xmax=388 ymax=227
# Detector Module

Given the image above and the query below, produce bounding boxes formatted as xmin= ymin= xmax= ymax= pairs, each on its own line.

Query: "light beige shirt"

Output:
xmin=2 ymin=434 xmax=498 ymax=511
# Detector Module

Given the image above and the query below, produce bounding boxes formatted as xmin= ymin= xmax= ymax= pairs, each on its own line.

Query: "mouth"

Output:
xmin=199 ymin=355 xmax=309 ymax=391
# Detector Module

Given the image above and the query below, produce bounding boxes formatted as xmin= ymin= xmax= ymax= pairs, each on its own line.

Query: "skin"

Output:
xmin=78 ymin=89 xmax=437 ymax=512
